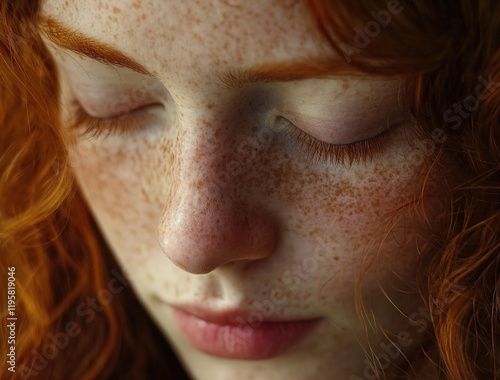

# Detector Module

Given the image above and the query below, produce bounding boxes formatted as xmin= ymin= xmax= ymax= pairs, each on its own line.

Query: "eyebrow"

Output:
xmin=39 ymin=17 xmax=356 ymax=88
xmin=40 ymin=17 xmax=155 ymax=77
xmin=220 ymin=60 xmax=356 ymax=88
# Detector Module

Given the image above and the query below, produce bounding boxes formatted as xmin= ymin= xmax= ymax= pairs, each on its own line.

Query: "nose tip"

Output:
xmin=158 ymin=189 xmax=277 ymax=274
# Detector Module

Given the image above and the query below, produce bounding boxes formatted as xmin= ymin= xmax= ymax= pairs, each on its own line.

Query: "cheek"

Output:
xmin=274 ymin=148 xmax=435 ymax=300
xmin=281 ymin=152 xmax=427 ymax=252
xmin=68 ymin=138 xmax=167 ymax=264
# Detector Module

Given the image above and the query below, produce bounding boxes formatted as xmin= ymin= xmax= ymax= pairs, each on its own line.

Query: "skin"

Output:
xmin=41 ymin=0 xmax=442 ymax=379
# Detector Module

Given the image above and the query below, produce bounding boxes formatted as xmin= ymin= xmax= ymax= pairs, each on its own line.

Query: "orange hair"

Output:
xmin=1 ymin=1 xmax=498 ymax=379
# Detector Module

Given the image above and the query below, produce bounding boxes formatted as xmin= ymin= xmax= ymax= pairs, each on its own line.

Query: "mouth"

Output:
xmin=169 ymin=304 xmax=322 ymax=360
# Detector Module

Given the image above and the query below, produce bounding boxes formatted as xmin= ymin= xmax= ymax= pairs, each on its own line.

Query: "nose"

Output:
xmin=157 ymin=117 xmax=278 ymax=274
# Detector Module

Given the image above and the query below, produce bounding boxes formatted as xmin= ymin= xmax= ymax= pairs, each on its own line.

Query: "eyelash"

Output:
xmin=69 ymin=101 xmax=153 ymax=139
xmin=70 ymin=102 xmax=397 ymax=166
xmin=274 ymin=116 xmax=397 ymax=166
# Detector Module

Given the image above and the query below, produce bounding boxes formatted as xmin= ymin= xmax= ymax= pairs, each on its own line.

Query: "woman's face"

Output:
xmin=41 ymin=0 xmax=439 ymax=378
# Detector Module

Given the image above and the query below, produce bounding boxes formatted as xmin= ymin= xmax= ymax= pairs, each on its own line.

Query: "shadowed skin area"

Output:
xmin=40 ymin=0 xmax=442 ymax=379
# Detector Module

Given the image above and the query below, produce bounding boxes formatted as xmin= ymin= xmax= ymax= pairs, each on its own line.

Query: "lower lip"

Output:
xmin=172 ymin=308 xmax=320 ymax=360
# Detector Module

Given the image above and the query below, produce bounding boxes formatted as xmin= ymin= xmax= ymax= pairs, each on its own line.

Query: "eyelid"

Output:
xmin=69 ymin=101 xmax=165 ymax=139
xmin=273 ymin=116 xmax=400 ymax=166
xmin=279 ymin=107 xmax=399 ymax=145
xmin=69 ymin=85 xmax=162 ymax=118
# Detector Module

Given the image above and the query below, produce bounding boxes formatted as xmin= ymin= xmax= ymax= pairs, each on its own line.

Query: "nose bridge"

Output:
xmin=166 ymin=82 xmax=273 ymax=202
xmin=157 ymin=102 xmax=277 ymax=274
xmin=173 ymin=101 xmax=242 ymax=200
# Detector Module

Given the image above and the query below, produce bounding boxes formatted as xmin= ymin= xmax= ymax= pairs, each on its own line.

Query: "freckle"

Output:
xmin=163 ymin=281 xmax=169 ymax=290
xmin=334 ymin=256 xmax=339 ymax=261
xmin=132 ymin=1 xmax=141 ymax=9
xmin=112 ymin=6 xmax=121 ymax=14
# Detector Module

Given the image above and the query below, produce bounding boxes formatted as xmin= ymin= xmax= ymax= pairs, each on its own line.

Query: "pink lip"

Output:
xmin=170 ymin=305 xmax=321 ymax=359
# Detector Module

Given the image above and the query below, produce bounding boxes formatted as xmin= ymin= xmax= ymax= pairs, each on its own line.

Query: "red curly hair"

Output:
xmin=1 ymin=1 xmax=498 ymax=379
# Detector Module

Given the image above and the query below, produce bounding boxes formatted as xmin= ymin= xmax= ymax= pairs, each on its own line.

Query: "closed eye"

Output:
xmin=69 ymin=100 xmax=165 ymax=139
xmin=273 ymin=116 xmax=401 ymax=167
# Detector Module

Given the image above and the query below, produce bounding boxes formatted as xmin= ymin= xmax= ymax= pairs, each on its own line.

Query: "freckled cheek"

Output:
xmin=339 ymin=187 xmax=406 ymax=226
xmin=310 ymin=178 xmax=415 ymax=238
xmin=280 ymin=181 xmax=416 ymax=276
xmin=293 ymin=169 xmax=430 ymax=286
xmin=307 ymin=181 xmax=427 ymax=322
xmin=69 ymin=146 xmax=164 ymax=258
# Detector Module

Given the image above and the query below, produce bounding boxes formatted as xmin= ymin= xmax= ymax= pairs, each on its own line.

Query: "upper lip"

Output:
xmin=169 ymin=303 xmax=318 ymax=325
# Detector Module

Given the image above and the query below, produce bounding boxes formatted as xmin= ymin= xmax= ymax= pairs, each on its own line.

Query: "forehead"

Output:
xmin=40 ymin=0 xmax=331 ymax=79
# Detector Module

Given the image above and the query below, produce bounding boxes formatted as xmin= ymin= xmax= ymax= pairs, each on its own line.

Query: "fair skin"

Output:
xmin=41 ymin=0 xmax=441 ymax=379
